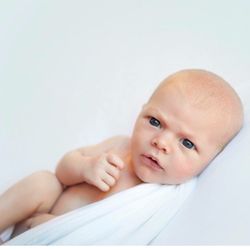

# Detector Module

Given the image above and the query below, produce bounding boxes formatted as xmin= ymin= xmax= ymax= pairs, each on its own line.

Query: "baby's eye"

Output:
xmin=149 ymin=117 xmax=161 ymax=128
xmin=181 ymin=138 xmax=196 ymax=150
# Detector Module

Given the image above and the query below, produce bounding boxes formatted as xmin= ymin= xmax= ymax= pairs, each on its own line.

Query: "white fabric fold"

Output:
xmin=6 ymin=178 xmax=196 ymax=245
xmin=0 ymin=226 xmax=14 ymax=243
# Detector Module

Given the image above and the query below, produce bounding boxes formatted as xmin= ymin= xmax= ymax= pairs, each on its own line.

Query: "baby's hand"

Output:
xmin=82 ymin=152 xmax=125 ymax=192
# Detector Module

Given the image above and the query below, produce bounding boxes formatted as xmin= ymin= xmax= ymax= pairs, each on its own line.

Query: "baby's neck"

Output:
xmin=122 ymin=153 xmax=143 ymax=187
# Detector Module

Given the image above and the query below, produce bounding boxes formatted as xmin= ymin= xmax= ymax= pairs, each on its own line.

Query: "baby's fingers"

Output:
xmin=95 ymin=179 xmax=111 ymax=192
xmin=106 ymin=165 xmax=120 ymax=180
xmin=107 ymin=153 xmax=125 ymax=170
xmin=102 ymin=174 xmax=116 ymax=188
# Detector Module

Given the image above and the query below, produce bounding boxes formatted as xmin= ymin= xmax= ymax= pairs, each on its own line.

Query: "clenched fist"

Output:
xmin=82 ymin=152 xmax=125 ymax=192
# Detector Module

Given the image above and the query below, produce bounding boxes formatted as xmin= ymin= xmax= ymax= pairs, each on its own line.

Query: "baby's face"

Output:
xmin=130 ymin=83 xmax=224 ymax=184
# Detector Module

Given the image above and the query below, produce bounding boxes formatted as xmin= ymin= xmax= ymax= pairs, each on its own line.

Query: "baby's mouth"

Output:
xmin=141 ymin=154 xmax=164 ymax=170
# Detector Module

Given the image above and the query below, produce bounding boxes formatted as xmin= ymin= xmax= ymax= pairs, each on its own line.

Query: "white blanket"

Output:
xmin=6 ymin=179 xmax=196 ymax=245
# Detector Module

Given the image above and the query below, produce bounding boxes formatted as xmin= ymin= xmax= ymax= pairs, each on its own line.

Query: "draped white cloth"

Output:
xmin=6 ymin=178 xmax=196 ymax=245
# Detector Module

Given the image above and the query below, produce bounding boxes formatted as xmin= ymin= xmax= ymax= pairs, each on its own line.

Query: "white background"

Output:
xmin=0 ymin=0 xmax=249 ymax=245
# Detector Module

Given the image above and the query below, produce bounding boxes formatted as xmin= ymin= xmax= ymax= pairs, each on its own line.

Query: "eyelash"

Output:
xmin=149 ymin=116 xmax=161 ymax=128
xmin=148 ymin=116 xmax=197 ymax=150
xmin=180 ymin=138 xmax=196 ymax=150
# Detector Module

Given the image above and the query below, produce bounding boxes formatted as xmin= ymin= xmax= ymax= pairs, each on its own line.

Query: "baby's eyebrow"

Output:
xmin=146 ymin=106 xmax=198 ymax=144
xmin=145 ymin=107 xmax=169 ymax=126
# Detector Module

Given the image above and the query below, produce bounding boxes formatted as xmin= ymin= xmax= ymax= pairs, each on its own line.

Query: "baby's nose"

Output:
xmin=151 ymin=136 xmax=172 ymax=154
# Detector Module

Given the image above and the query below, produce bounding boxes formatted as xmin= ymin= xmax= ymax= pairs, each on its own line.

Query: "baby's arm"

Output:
xmin=55 ymin=135 xmax=129 ymax=191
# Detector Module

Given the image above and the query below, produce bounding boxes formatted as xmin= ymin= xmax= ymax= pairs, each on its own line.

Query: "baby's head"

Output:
xmin=131 ymin=69 xmax=244 ymax=184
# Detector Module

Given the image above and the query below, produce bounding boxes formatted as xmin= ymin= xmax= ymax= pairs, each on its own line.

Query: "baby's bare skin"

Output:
xmin=51 ymin=141 xmax=142 ymax=216
xmin=12 ymin=136 xmax=142 ymax=238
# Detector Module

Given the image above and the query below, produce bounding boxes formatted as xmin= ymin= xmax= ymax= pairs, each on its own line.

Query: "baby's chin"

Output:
xmin=133 ymin=168 xmax=153 ymax=183
xmin=137 ymin=172 xmax=191 ymax=185
xmin=134 ymin=168 xmax=168 ymax=184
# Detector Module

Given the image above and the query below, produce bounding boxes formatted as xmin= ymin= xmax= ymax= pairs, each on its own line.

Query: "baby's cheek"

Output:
xmin=172 ymin=160 xmax=195 ymax=180
xmin=182 ymin=162 xmax=203 ymax=179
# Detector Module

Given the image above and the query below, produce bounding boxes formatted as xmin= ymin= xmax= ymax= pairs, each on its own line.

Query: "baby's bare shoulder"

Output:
xmin=76 ymin=135 xmax=130 ymax=156
xmin=110 ymin=135 xmax=130 ymax=146
xmin=99 ymin=135 xmax=131 ymax=154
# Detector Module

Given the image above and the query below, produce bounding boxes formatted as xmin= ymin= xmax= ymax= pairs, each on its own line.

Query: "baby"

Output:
xmin=0 ymin=69 xmax=244 ymax=242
